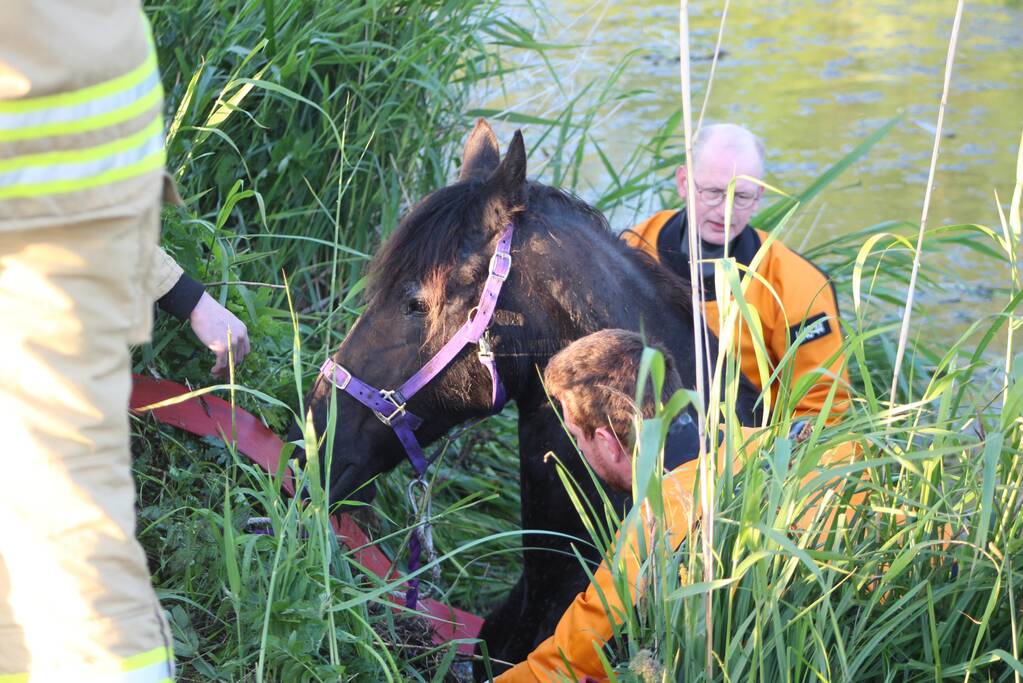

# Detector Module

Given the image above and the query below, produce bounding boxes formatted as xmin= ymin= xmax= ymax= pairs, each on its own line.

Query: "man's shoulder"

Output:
xmin=755 ymin=230 xmax=842 ymax=320
xmin=625 ymin=210 xmax=678 ymax=242
xmin=622 ymin=210 xmax=680 ymax=260
xmin=660 ymin=463 xmax=697 ymax=541
xmin=756 ymin=230 xmax=831 ymax=286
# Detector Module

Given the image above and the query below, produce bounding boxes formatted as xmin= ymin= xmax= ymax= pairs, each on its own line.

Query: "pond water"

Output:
xmin=486 ymin=0 xmax=1023 ymax=331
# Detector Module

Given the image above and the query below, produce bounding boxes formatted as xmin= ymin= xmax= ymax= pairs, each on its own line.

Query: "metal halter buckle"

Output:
xmin=331 ymin=364 xmax=352 ymax=391
xmin=374 ymin=389 xmax=407 ymax=426
xmin=488 ymin=251 xmax=512 ymax=281
xmin=477 ymin=335 xmax=494 ymax=361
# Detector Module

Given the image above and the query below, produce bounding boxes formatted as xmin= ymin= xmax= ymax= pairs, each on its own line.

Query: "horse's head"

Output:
xmin=295 ymin=120 xmax=543 ymax=504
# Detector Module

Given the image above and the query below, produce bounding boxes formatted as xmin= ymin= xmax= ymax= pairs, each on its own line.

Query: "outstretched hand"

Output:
xmin=188 ymin=292 xmax=251 ymax=378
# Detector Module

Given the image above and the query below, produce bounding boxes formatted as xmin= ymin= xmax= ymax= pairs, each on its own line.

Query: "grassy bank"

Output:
xmin=131 ymin=0 xmax=1022 ymax=680
xmin=141 ymin=0 xmax=509 ymax=406
xmin=135 ymin=1 xmax=524 ymax=679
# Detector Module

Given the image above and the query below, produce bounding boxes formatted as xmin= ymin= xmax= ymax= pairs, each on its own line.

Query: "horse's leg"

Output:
xmin=472 ymin=532 xmax=596 ymax=679
xmin=474 ymin=401 xmax=627 ymax=676
xmin=473 ymin=573 xmax=529 ymax=679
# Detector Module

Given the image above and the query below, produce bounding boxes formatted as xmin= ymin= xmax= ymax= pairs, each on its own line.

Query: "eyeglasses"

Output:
xmin=695 ymin=184 xmax=759 ymax=209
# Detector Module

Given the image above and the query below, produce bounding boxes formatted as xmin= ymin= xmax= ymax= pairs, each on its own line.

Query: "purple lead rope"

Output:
xmin=406 ymin=527 xmax=423 ymax=608
xmin=319 ymin=222 xmax=514 ymax=608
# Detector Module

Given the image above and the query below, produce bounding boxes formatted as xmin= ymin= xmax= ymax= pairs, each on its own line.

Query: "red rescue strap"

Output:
xmin=129 ymin=374 xmax=483 ymax=654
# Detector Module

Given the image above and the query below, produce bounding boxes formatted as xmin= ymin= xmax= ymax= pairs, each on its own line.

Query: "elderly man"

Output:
xmin=624 ymin=123 xmax=849 ymax=419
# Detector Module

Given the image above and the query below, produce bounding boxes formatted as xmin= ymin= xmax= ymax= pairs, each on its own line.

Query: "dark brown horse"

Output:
xmin=294 ymin=120 xmax=760 ymax=674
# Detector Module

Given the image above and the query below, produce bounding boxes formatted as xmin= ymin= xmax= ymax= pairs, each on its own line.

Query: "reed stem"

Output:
xmin=889 ymin=0 xmax=966 ymax=406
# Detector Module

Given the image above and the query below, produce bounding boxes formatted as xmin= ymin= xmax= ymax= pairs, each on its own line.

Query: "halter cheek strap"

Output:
xmin=318 ymin=221 xmax=514 ymax=608
xmin=320 ymin=357 xmax=430 ymax=487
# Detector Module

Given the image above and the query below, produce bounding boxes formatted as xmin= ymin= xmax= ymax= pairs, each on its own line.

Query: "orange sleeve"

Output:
xmin=495 ymin=429 xmax=766 ymax=682
xmin=620 ymin=210 xmax=676 ymax=262
xmin=497 ymin=430 xmax=862 ymax=682
xmin=764 ymin=241 xmax=850 ymax=419
xmin=495 ymin=516 xmax=651 ymax=682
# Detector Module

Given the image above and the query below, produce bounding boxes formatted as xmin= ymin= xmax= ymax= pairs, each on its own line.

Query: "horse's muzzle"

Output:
xmin=328 ymin=461 xmax=378 ymax=506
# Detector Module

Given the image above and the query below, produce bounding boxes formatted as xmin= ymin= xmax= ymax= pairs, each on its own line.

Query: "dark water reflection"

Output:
xmin=490 ymin=0 xmax=1023 ymax=330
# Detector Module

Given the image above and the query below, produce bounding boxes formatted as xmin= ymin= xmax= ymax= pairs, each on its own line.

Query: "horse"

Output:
xmin=293 ymin=119 xmax=761 ymax=675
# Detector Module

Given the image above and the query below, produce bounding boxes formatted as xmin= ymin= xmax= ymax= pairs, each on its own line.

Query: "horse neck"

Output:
xmin=504 ymin=222 xmax=701 ymax=407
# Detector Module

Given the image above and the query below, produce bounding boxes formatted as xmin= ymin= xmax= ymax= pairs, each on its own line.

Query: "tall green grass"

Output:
xmin=563 ymin=226 xmax=1023 ymax=682
xmin=538 ymin=125 xmax=1022 ymax=680
xmin=550 ymin=1 xmax=1022 ymax=679
xmin=130 ymin=0 xmax=1023 ymax=680
xmin=141 ymin=0 xmax=510 ymax=402
xmin=134 ymin=0 xmax=529 ymax=679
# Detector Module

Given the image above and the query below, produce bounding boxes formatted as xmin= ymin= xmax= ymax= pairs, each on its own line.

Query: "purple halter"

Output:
xmin=319 ymin=221 xmax=514 ymax=607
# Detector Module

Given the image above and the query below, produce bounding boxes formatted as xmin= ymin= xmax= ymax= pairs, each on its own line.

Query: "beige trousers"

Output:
xmin=0 ymin=196 xmax=173 ymax=681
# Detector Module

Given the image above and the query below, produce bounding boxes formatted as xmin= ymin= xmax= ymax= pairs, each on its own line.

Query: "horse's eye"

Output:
xmin=405 ymin=298 xmax=429 ymax=316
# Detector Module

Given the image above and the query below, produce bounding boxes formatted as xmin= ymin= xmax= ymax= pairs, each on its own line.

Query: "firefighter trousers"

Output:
xmin=0 ymin=196 xmax=174 ymax=681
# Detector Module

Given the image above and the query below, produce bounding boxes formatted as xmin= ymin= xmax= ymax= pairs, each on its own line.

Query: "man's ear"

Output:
xmin=675 ymin=165 xmax=689 ymax=200
xmin=749 ymin=184 xmax=765 ymax=212
xmin=594 ymin=426 xmax=629 ymax=462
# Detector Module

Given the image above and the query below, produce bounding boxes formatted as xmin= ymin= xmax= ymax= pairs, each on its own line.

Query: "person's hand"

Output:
xmin=188 ymin=292 xmax=251 ymax=378
xmin=789 ymin=419 xmax=813 ymax=444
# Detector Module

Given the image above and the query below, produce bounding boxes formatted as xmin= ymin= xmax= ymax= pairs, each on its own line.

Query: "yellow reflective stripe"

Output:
xmin=0 ymin=645 xmax=172 ymax=682
xmin=122 ymin=645 xmax=173 ymax=671
xmin=0 ymin=50 xmax=158 ymax=115
xmin=122 ymin=644 xmax=173 ymax=683
xmin=0 ymin=86 xmax=162 ymax=143
xmin=0 ymin=118 xmax=163 ymax=174
xmin=0 ymin=671 xmax=172 ymax=682
xmin=0 ymin=113 xmax=166 ymax=198
xmin=0 ymin=70 xmax=161 ymax=133
xmin=0 ymin=149 xmax=165 ymax=200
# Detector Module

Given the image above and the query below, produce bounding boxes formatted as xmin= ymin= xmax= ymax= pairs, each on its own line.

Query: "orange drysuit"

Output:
xmin=623 ymin=210 xmax=849 ymax=419
xmin=497 ymin=433 xmax=860 ymax=683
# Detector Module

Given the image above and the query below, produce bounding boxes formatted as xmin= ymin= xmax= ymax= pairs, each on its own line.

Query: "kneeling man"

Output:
xmin=496 ymin=329 xmax=707 ymax=682
xmin=495 ymin=328 xmax=855 ymax=682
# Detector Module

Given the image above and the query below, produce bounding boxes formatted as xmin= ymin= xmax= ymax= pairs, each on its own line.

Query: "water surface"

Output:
xmin=488 ymin=0 xmax=1023 ymax=328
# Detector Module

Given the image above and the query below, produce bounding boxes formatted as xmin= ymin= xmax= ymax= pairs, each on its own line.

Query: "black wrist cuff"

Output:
xmin=789 ymin=419 xmax=811 ymax=441
xmin=157 ymin=273 xmax=205 ymax=321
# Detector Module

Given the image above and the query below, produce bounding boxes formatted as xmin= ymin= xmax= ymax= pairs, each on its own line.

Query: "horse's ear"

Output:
xmin=460 ymin=119 xmax=501 ymax=181
xmin=487 ymin=130 xmax=527 ymax=207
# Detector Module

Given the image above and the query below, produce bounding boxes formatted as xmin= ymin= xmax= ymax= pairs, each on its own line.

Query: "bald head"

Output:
xmin=692 ymin=123 xmax=765 ymax=178
xmin=676 ymin=123 xmax=766 ymax=245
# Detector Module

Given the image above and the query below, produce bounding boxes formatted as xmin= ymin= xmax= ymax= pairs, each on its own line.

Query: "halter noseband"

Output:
xmin=318 ymin=221 xmax=514 ymax=607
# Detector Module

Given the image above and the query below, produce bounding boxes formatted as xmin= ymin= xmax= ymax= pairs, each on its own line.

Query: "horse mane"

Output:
xmin=367 ymin=177 xmax=692 ymax=320
xmin=367 ymin=179 xmax=492 ymax=299
xmin=622 ymin=244 xmax=694 ymax=318
xmin=525 ymin=184 xmax=694 ymax=320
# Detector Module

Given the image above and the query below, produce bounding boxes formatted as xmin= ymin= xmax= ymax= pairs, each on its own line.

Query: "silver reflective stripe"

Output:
xmin=0 ymin=70 xmax=162 ymax=131
xmin=0 ymin=655 xmax=173 ymax=683
xmin=0 ymin=128 xmax=164 ymax=189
